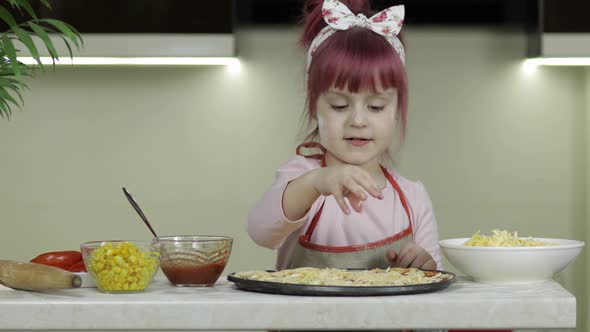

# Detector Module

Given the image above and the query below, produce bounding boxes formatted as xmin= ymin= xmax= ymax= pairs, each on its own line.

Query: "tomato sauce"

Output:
xmin=161 ymin=260 xmax=227 ymax=286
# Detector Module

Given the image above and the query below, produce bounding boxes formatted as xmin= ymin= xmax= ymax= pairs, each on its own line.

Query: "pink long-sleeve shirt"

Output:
xmin=246 ymin=156 xmax=442 ymax=270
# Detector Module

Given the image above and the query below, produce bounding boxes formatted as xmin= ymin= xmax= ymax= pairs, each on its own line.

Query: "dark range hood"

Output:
xmin=527 ymin=0 xmax=590 ymax=62
xmin=9 ymin=0 xmax=589 ymax=65
xmin=11 ymin=0 xmax=537 ymax=30
xmin=9 ymin=0 xmax=237 ymax=64
xmin=237 ymin=0 xmax=537 ymax=27
xmin=239 ymin=0 xmax=590 ymax=66
xmin=11 ymin=0 xmax=234 ymax=33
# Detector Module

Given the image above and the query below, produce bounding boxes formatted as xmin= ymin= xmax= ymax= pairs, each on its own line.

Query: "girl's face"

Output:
xmin=316 ymin=85 xmax=398 ymax=167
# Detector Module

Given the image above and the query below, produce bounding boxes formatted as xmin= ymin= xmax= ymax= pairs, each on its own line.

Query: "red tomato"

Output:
xmin=30 ymin=251 xmax=82 ymax=270
xmin=67 ymin=260 xmax=87 ymax=272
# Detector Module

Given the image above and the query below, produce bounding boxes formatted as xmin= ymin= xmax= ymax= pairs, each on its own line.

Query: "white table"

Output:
xmin=0 ymin=276 xmax=576 ymax=330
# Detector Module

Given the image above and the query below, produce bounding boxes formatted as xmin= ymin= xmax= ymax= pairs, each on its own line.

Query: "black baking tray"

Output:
xmin=227 ymin=269 xmax=456 ymax=296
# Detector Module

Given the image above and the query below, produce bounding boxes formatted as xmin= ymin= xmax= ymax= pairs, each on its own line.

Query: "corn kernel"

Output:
xmin=88 ymin=241 xmax=159 ymax=292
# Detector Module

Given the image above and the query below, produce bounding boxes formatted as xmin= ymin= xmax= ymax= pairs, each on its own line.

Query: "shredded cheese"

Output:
xmin=234 ymin=267 xmax=451 ymax=286
xmin=463 ymin=229 xmax=555 ymax=247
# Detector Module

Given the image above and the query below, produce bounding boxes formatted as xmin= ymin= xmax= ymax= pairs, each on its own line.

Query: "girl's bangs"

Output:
xmin=308 ymin=30 xmax=404 ymax=95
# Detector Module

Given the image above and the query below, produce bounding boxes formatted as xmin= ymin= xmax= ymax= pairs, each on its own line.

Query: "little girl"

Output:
xmin=247 ymin=0 xmax=442 ymax=272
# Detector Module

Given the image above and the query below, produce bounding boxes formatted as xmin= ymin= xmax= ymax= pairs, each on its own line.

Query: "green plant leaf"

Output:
xmin=0 ymin=99 xmax=10 ymax=119
xmin=55 ymin=34 xmax=73 ymax=61
xmin=1 ymin=35 xmax=21 ymax=79
xmin=16 ymin=0 xmax=37 ymax=20
xmin=0 ymin=96 xmax=15 ymax=118
xmin=43 ymin=19 xmax=83 ymax=49
xmin=0 ymin=6 xmax=17 ymax=27
xmin=0 ymin=75 xmax=29 ymax=107
xmin=0 ymin=87 xmax=19 ymax=119
xmin=8 ymin=0 xmax=50 ymax=11
xmin=0 ymin=59 xmax=33 ymax=84
xmin=0 ymin=76 xmax=29 ymax=93
xmin=5 ymin=0 xmax=19 ymax=9
xmin=38 ymin=0 xmax=52 ymax=9
xmin=0 ymin=76 xmax=25 ymax=106
xmin=0 ymin=85 xmax=20 ymax=108
xmin=0 ymin=76 xmax=23 ymax=90
xmin=0 ymin=1 xmax=83 ymax=120
xmin=12 ymin=26 xmax=41 ymax=66
xmin=28 ymin=22 xmax=58 ymax=61
xmin=6 ymin=0 xmax=25 ymax=18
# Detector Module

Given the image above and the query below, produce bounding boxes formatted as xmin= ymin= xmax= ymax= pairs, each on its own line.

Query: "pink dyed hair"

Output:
xmin=299 ymin=0 xmax=409 ymax=143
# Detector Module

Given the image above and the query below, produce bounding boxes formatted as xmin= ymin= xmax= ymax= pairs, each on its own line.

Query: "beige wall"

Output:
xmin=0 ymin=26 xmax=588 ymax=332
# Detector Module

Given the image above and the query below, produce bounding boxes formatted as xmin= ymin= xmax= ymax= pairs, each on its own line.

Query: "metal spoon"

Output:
xmin=122 ymin=187 xmax=158 ymax=238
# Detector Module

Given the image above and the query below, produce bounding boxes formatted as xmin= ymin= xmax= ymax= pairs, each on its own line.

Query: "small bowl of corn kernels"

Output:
xmin=80 ymin=240 xmax=162 ymax=293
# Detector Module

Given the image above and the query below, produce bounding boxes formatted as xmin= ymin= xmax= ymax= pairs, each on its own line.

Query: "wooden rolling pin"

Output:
xmin=0 ymin=260 xmax=81 ymax=291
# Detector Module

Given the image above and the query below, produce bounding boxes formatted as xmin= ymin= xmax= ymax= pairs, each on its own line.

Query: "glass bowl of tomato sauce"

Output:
xmin=154 ymin=235 xmax=233 ymax=287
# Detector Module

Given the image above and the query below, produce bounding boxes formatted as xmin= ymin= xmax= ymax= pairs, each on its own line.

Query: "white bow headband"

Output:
xmin=306 ymin=0 xmax=406 ymax=72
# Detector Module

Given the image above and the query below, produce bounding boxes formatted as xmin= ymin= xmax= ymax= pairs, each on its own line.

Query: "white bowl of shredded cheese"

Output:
xmin=440 ymin=230 xmax=585 ymax=283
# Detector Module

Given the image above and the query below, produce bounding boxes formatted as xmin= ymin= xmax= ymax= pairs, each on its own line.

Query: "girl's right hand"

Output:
xmin=310 ymin=165 xmax=384 ymax=214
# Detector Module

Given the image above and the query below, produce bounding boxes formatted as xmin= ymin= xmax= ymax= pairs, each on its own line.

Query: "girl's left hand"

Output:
xmin=386 ymin=242 xmax=436 ymax=270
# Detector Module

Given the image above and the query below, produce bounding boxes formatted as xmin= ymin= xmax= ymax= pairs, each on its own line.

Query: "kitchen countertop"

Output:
xmin=0 ymin=276 xmax=575 ymax=330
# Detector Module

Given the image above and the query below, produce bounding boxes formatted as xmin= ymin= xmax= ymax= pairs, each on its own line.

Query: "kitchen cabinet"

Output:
xmin=0 ymin=276 xmax=575 ymax=330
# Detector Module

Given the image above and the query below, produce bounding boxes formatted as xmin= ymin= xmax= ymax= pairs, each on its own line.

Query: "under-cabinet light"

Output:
xmin=17 ymin=57 xmax=240 ymax=67
xmin=524 ymin=58 xmax=590 ymax=67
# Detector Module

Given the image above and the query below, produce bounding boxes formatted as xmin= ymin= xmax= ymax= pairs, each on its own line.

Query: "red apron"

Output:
xmin=288 ymin=142 xmax=414 ymax=270
xmin=288 ymin=143 xmax=511 ymax=332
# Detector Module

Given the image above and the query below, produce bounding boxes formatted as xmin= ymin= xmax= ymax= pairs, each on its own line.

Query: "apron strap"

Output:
xmin=301 ymin=165 xmax=413 ymax=241
xmin=296 ymin=142 xmax=327 ymax=167
xmin=381 ymin=165 xmax=413 ymax=228
xmin=303 ymin=200 xmax=325 ymax=239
